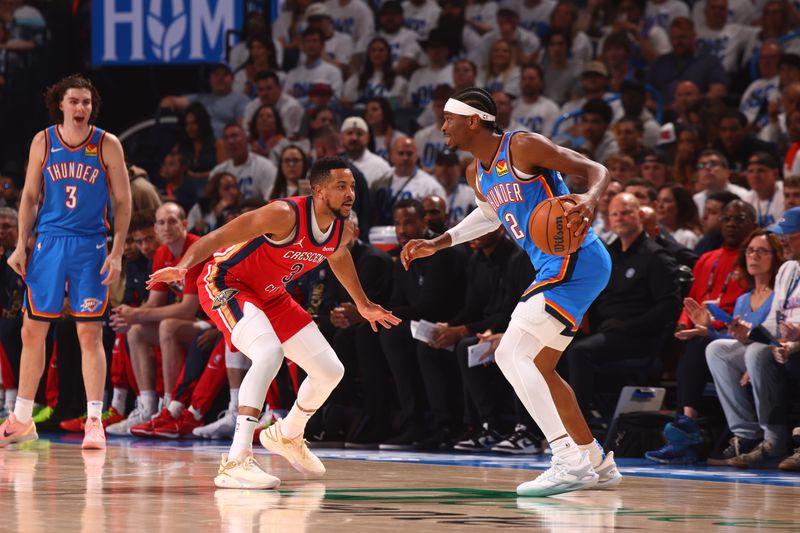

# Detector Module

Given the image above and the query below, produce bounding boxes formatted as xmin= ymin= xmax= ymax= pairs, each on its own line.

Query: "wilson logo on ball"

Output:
xmin=553 ymin=215 xmax=565 ymax=253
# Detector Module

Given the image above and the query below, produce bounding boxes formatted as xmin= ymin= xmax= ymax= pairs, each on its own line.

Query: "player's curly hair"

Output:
xmin=451 ymin=87 xmax=503 ymax=134
xmin=44 ymin=74 xmax=102 ymax=124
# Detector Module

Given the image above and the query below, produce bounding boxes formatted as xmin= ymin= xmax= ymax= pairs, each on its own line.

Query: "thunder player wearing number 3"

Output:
xmin=402 ymin=88 xmax=622 ymax=497
xmin=147 ymin=157 xmax=400 ymax=489
xmin=0 ymin=75 xmax=132 ymax=450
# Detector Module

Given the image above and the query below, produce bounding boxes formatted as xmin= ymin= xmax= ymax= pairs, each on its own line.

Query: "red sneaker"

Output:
xmin=60 ymin=414 xmax=87 ymax=433
xmin=130 ymin=408 xmax=174 ymax=438
xmin=153 ymin=409 xmax=203 ymax=439
xmin=102 ymin=406 xmax=125 ymax=428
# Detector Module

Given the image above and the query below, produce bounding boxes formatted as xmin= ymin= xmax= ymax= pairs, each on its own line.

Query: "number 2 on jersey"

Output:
xmin=65 ymin=185 xmax=77 ymax=209
xmin=504 ymin=212 xmax=525 ymax=240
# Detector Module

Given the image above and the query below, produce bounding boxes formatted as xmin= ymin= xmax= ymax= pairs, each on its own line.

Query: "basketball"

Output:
xmin=529 ymin=197 xmax=584 ymax=256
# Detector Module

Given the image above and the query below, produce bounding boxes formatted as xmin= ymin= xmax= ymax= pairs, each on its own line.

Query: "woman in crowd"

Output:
xmin=365 ymin=97 xmax=407 ymax=161
xmin=656 ymin=184 xmax=702 ymax=249
xmin=342 ymin=37 xmax=408 ymax=108
xmin=176 ymin=103 xmax=217 ymax=183
xmin=187 ymin=172 xmax=242 ymax=235
xmin=234 ymin=36 xmax=281 ymax=96
xmin=269 ymin=145 xmax=312 ymax=200
xmin=479 ymin=39 xmax=521 ymax=97
xmin=249 ymin=103 xmax=290 ymax=165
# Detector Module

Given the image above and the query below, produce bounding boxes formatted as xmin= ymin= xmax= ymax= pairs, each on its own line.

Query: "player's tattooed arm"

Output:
xmin=511 ymin=133 xmax=610 ymax=237
xmin=147 ymin=201 xmax=297 ymax=288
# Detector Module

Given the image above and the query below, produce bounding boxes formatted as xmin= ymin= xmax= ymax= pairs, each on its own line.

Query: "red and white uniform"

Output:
xmin=197 ymin=196 xmax=345 ymax=349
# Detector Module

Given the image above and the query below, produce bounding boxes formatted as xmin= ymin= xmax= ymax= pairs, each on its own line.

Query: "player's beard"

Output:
xmin=326 ymin=198 xmax=350 ymax=219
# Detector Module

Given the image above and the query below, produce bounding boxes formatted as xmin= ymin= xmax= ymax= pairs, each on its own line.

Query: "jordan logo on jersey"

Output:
xmin=80 ymin=298 xmax=102 ymax=313
xmin=496 ymin=159 xmax=509 ymax=176
xmin=211 ymin=288 xmax=239 ymax=310
xmin=293 ymin=236 xmax=306 ymax=248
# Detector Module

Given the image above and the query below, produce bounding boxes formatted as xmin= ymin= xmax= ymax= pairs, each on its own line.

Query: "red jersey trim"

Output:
xmin=302 ymin=195 xmax=345 ymax=248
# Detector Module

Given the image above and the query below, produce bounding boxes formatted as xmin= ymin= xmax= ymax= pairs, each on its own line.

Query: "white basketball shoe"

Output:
xmin=259 ymin=420 xmax=326 ymax=477
xmin=593 ymin=451 xmax=623 ymax=489
xmin=214 ymin=452 xmax=281 ymax=489
xmin=517 ymin=451 xmax=599 ymax=497
xmin=193 ymin=408 xmax=237 ymax=439
xmin=105 ymin=401 xmax=152 ymax=435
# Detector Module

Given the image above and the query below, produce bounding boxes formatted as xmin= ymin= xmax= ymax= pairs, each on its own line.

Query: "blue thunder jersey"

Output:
xmin=38 ymin=125 xmax=111 ymax=236
xmin=476 ymin=131 xmax=609 ymax=333
xmin=475 ymin=131 xmax=598 ymax=271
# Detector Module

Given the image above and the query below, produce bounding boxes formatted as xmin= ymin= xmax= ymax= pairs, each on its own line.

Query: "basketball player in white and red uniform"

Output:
xmin=148 ymin=157 xmax=400 ymax=489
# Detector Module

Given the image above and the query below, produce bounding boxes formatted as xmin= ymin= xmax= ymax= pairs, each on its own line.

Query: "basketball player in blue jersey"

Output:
xmin=0 ymin=74 xmax=132 ymax=450
xmin=402 ymin=88 xmax=622 ymax=497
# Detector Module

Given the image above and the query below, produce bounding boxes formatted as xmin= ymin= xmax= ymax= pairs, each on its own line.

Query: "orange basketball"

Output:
xmin=529 ymin=197 xmax=584 ymax=256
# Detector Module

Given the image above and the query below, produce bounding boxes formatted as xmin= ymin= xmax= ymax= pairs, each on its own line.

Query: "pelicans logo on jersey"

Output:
xmin=211 ymin=288 xmax=239 ymax=310
xmin=496 ymin=159 xmax=509 ymax=176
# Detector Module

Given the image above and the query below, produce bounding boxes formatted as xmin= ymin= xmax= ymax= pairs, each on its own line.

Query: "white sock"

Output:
xmin=281 ymin=402 xmax=316 ymax=440
xmin=188 ymin=405 xmax=203 ymax=421
xmin=229 ymin=388 xmax=239 ymax=410
xmin=163 ymin=393 xmax=173 ymax=407
xmin=13 ymin=397 xmax=35 ymax=424
xmin=87 ymin=401 xmax=104 ymax=419
xmin=167 ymin=400 xmax=184 ymax=418
xmin=578 ymin=439 xmax=605 ymax=468
xmin=550 ymin=435 xmax=583 ymax=463
xmin=229 ymin=415 xmax=258 ymax=459
xmin=140 ymin=390 xmax=158 ymax=415
xmin=6 ymin=389 xmax=17 ymax=411
xmin=111 ymin=388 xmax=127 ymax=414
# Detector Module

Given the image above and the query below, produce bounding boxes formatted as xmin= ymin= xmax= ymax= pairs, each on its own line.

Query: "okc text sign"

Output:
xmin=92 ymin=0 xmax=243 ymax=65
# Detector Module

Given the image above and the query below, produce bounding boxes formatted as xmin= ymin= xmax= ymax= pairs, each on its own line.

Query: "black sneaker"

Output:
xmin=707 ymin=436 xmax=760 ymax=466
xmin=453 ymin=423 xmax=503 ymax=452
xmin=415 ymin=427 xmax=453 ymax=452
xmin=491 ymin=424 xmax=543 ymax=454
xmin=379 ymin=427 xmax=420 ymax=451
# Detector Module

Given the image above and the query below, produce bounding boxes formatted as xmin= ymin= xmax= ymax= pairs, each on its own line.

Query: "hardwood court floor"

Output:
xmin=0 ymin=436 xmax=798 ymax=532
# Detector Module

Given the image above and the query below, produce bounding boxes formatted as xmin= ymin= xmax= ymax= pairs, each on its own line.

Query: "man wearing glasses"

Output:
xmin=692 ymin=150 xmax=747 ymax=216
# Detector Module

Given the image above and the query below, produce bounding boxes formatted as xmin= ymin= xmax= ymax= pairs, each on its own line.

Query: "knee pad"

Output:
xmin=224 ymin=345 xmax=251 ymax=370
xmin=283 ymin=322 xmax=344 ymax=386
xmin=495 ymin=325 xmax=545 ymax=372
xmin=231 ymin=302 xmax=280 ymax=355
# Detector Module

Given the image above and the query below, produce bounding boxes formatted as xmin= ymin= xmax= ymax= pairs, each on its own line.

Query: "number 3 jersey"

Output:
xmin=39 ymin=125 xmax=111 ymax=236
xmin=201 ymin=196 xmax=345 ymax=302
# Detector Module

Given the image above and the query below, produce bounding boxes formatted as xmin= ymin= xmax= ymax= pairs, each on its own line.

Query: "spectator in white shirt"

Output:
xmin=377 ymin=1 xmax=426 ymax=77
xmin=326 ymin=0 xmax=375 ymax=54
xmin=365 ymin=97 xmax=408 ymax=161
xmin=371 ymin=136 xmax=446 ymax=225
xmin=341 ymin=116 xmax=392 ymax=187
xmin=478 ymin=7 xmax=541 ymax=66
xmin=160 ymin=64 xmax=250 ymax=139
xmin=284 ymin=27 xmax=343 ymax=105
xmin=692 ymin=149 xmax=748 ymax=216
xmin=304 ymin=3 xmax=354 ymax=73
xmin=740 ymin=42 xmax=781 ymax=129
xmin=606 ymin=0 xmax=671 ymax=63
xmin=414 ymin=84 xmax=454 ymax=173
xmin=417 ymin=58 xmax=478 ymax=128
xmin=465 ymin=0 xmax=498 ymax=35
xmin=433 ymin=148 xmax=476 ymax=226
xmin=743 ymin=151 xmax=785 ymax=227
xmin=695 ymin=0 xmax=755 ymax=73
xmin=479 ymin=39 xmax=522 ymax=98
xmin=518 ymin=0 xmax=557 ymax=36
xmin=243 ymin=71 xmax=305 ymax=139
xmin=342 ymin=37 xmax=409 ymax=108
xmin=210 ymin=123 xmax=277 ymax=201
xmin=511 ymin=63 xmax=560 ymax=135
xmin=540 ymin=28 xmax=582 ymax=105
xmin=408 ymin=29 xmax=454 ymax=109
xmin=646 ymin=0 xmax=690 ymax=31
xmin=403 ymin=0 xmax=441 ymax=40
xmin=233 ymin=36 xmax=282 ymax=97
xmin=549 ymin=1 xmax=593 ymax=64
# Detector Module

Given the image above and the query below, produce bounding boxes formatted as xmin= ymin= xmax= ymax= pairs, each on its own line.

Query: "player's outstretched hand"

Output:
xmin=147 ymin=267 xmax=188 ymax=290
xmin=400 ymin=239 xmax=437 ymax=270
xmin=562 ymin=192 xmax=597 ymax=238
xmin=100 ymin=253 xmax=122 ymax=286
xmin=357 ymin=301 xmax=402 ymax=332
xmin=7 ymin=246 xmax=26 ymax=277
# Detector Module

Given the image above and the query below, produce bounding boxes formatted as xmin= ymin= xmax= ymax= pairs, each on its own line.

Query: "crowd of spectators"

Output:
xmin=0 ymin=0 xmax=799 ymax=470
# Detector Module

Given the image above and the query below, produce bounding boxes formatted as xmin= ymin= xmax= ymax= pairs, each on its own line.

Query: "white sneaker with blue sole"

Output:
xmin=517 ymin=451 xmax=598 ymax=497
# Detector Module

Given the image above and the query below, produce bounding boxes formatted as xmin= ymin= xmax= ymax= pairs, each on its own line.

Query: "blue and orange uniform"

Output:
xmin=24 ymin=125 xmax=112 ymax=321
xmin=197 ymin=195 xmax=345 ymax=349
xmin=475 ymin=131 xmax=612 ymax=335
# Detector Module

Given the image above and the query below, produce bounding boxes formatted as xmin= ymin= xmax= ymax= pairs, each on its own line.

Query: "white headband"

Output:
xmin=444 ymin=98 xmax=496 ymax=122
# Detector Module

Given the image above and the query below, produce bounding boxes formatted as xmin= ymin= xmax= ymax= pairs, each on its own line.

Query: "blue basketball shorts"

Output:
xmin=516 ymin=237 xmax=612 ymax=338
xmin=23 ymin=234 xmax=109 ymax=322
